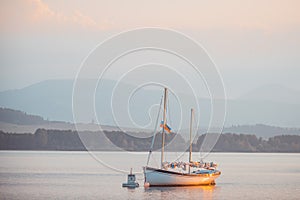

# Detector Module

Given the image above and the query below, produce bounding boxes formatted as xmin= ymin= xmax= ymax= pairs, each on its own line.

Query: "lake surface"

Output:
xmin=0 ymin=151 xmax=299 ymax=199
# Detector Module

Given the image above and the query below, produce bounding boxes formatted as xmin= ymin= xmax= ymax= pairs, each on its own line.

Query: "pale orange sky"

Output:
xmin=1 ymin=0 xmax=300 ymax=32
xmin=0 ymin=0 xmax=300 ymax=96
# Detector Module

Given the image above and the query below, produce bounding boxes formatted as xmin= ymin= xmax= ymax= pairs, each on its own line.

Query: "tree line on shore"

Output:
xmin=0 ymin=129 xmax=299 ymax=152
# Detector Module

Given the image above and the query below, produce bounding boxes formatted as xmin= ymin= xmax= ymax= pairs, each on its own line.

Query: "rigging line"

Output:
xmin=165 ymin=95 xmax=172 ymax=162
xmin=174 ymin=108 xmax=196 ymax=163
xmin=146 ymin=95 xmax=163 ymax=166
xmin=167 ymin=93 xmax=172 ymax=128
xmin=152 ymin=152 xmax=160 ymax=168
xmin=167 ymin=93 xmax=180 ymax=162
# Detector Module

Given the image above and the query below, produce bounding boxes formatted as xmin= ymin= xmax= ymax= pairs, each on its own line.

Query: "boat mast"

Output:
xmin=161 ymin=88 xmax=167 ymax=169
xmin=189 ymin=108 xmax=194 ymax=174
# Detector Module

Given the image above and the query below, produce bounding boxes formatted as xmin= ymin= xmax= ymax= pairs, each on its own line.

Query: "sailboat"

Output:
xmin=143 ymin=88 xmax=221 ymax=186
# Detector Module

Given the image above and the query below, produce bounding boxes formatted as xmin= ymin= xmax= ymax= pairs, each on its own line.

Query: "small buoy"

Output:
xmin=144 ymin=182 xmax=150 ymax=187
xmin=122 ymin=168 xmax=139 ymax=188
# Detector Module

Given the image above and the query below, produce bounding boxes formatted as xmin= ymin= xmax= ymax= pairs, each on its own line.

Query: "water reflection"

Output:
xmin=143 ymin=185 xmax=219 ymax=200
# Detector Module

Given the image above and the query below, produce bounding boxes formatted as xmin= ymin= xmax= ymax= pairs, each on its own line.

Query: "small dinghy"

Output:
xmin=122 ymin=168 xmax=139 ymax=188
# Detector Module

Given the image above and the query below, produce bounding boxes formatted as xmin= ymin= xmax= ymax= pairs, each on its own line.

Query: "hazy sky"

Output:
xmin=1 ymin=0 xmax=299 ymax=98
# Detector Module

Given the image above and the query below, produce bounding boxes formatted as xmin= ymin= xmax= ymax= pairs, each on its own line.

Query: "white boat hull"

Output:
xmin=144 ymin=167 xmax=220 ymax=186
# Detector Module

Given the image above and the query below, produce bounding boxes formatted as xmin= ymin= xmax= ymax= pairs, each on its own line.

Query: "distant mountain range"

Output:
xmin=0 ymin=108 xmax=299 ymax=152
xmin=0 ymin=107 xmax=147 ymax=134
xmin=1 ymin=107 xmax=300 ymax=139
xmin=0 ymin=107 xmax=46 ymax=125
xmin=0 ymin=79 xmax=299 ymax=128
xmin=223 ymin=124 xmax=300 ymax=138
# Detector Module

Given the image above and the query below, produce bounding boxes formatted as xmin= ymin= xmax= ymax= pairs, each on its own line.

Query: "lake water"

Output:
xmin=0 ymin=151 xmax=299 ymax=199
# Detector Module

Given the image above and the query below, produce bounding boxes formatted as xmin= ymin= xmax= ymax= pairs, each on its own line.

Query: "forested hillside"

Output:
xmin=1 ymin=129 xmax=299 ymax=152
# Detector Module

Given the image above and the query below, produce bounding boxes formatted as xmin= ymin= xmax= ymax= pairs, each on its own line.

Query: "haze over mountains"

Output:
xmin=0 ymin=79 xmax=299 ymax=129
xmin=1 ymin=107 xmax=300 ymax=152
xmin=1 ymin=106 xmax=299 ymax=135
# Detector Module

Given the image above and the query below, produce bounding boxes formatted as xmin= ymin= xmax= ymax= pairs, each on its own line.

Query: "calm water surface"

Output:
xmin=0 ymin=151 xmax=299 ymax=200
